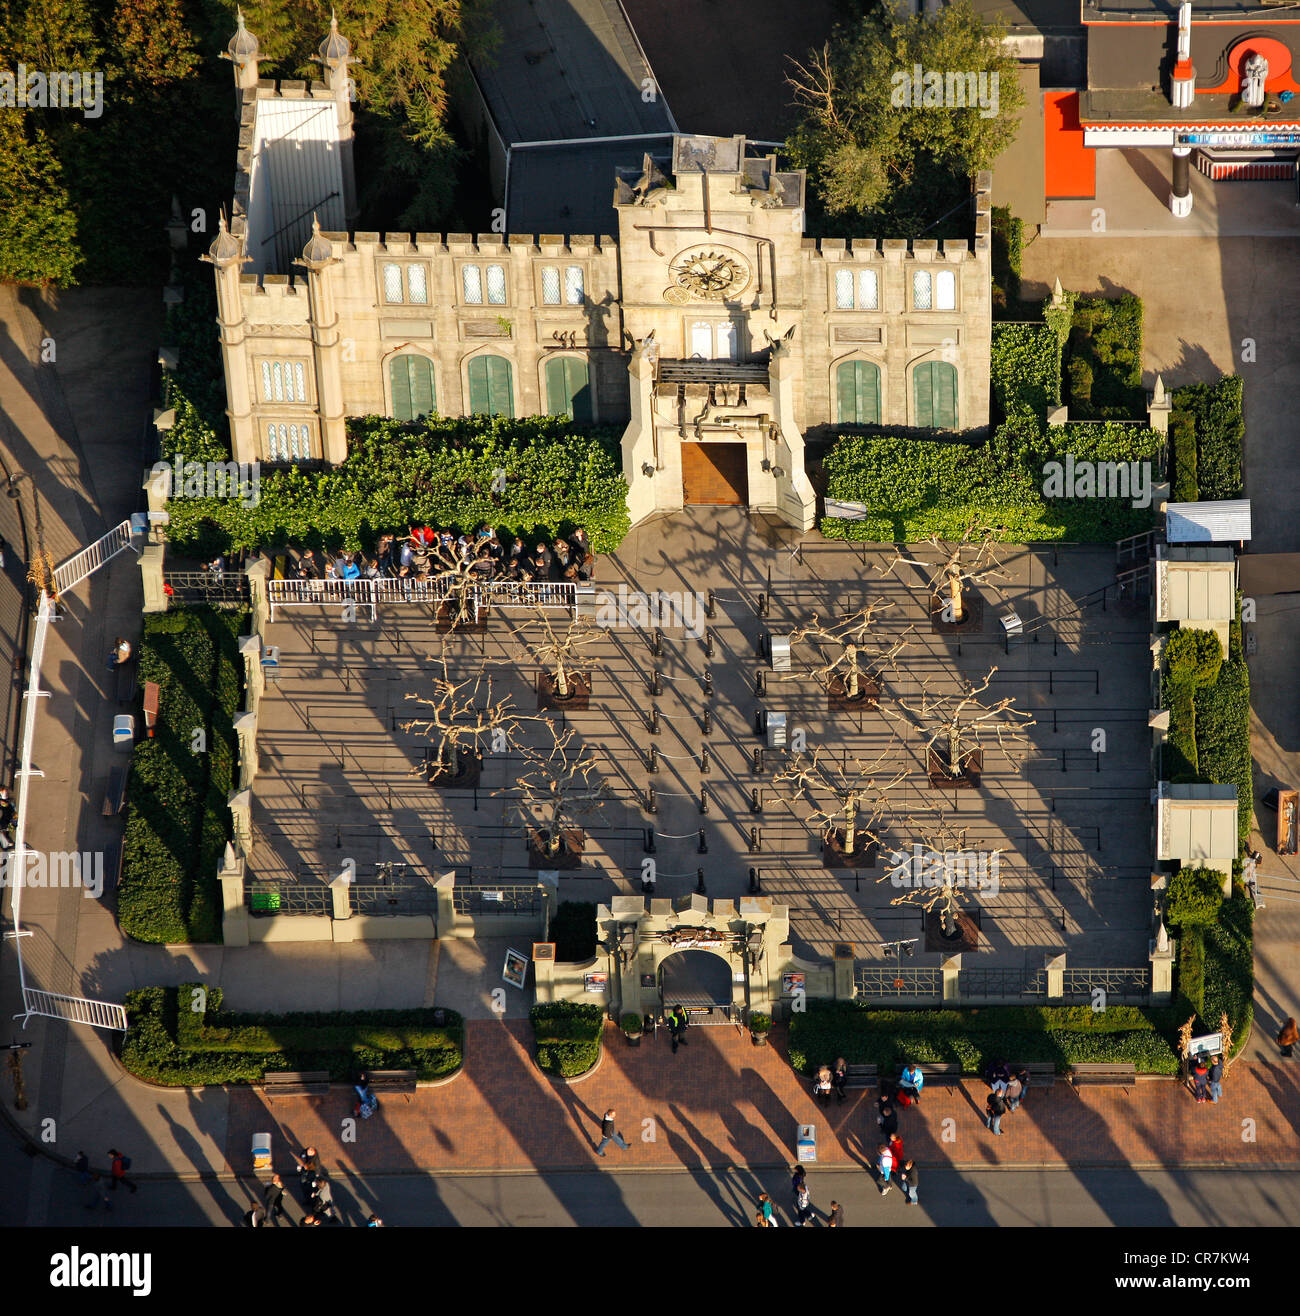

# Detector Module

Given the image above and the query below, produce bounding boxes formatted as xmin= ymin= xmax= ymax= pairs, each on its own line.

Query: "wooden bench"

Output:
xmin=366 ymin=1069 xmax=418 ymax=1101
xmin=917 ymin=1062 xmax=964 ymax=1093
xmin=116 ymin=660 xmax=138 ymax=705
xmin=843 ymin=1063 xmax=878 ymax=1090
xmin=264 ymin=1070 xmax=330 ymax=1099
xmin=1015 ymin=1062 xmax=1057 ymax=1098
xmin=102 ymin=764 xmax=128 ymax=817
xmin=1069 ymin=1062 xmax=1136 ymax=1093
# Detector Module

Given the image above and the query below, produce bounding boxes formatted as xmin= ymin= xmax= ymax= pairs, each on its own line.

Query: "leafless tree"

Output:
xmin=785 ymin=43 xmax=844 ymax=135
xmin=518 ymin=609 xmax=603 ymax=700
xmin=881 ymin=665 xmax=1034 ymax=782
xmin=880 ymin=816 xmax=1003 ymax=938
xmin=402 ymin=656 xmax=538 ymax=780
xmin=418 ymin=537 xmax=494 ymax=631
xmin=502 ymin=727 xmax=610 ymax=860
xmin=785 ymin=602 xmax=912 ymax=699
xmin=773 ymin=740 xmax=909 ymax=858
xmin=880 ymin=520 xmax=1010 ymax=625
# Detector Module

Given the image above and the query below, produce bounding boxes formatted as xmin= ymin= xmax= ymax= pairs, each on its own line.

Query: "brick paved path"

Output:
xmin=225 ymin=1023 xmax=1300 ymax=1175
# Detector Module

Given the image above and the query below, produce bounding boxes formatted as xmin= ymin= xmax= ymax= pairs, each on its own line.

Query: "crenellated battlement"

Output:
xmin=801 ymin=237 xmax=979 ymax=260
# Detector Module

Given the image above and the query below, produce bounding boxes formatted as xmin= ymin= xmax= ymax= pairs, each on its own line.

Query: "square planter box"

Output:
xmin=931 ymin=593 xmax=984 ymax=634
xmin=827 ymin=673 xmax=880 ymax=710
xmin=923 ymin=908 xmax=980 ymax=953
xmin=537 ymin=670 xmax=591 ymax=712
xmin=927 ymin=747 xmax=982 ymax=788
xmin=527 ymin=827 xmax=585 ymax=870
xmin=822 ymin=829 xmax=878 ymax=869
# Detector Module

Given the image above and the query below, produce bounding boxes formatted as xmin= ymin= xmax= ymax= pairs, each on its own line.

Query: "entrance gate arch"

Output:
xmin=659 ymin=948 xmax=735 ymax=1023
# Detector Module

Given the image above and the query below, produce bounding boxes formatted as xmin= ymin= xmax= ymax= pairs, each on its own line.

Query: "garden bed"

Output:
xmin=530 ymin=1002 xmax=605 ymax=1078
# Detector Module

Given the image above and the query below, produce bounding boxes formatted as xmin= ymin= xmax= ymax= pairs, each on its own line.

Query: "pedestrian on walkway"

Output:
xmin=1191 ymin=1054 xmax=1210 ymax=1103
xmin=367 ymin=1214 xmax=384 ymax=1227
xmin=826 ymin=1201 xmax=843 ymax=1228
xmin=262 ymin=1173 xmax=288 ymax=1224
xmin=1208 ymin=1053 xmax=1224 ymax=1104
xmin=877 ymin=1095 xmax=898 ymax=1138
xmin=0 ymin=787 xmax=15 ymax=850
xmin=1278 ymin=1017 xmax=1298 ymax=1058
xmin=985 ymin=1057 xmax=1010 ymax=1094
xmin=74 ymin=1151 xmax=106 ymax=1210
xmin=242 ymin=1204 xmax=267 ymax=1227
xmin=813 ymin=1064 xmax=834 ymax=1106
xmin=832 ymin=1057 xmax=849 ymax=1103
xmin=1012 ymin=1065 xmax=1031 ymax=1107
xmin=790 ymin=1164 xmax=806 ymax=1212
xmin=291 ymin=1145 xmax=320 ymax=1197
xmin=106 ymin=638 xmax=132 ymax=670
xmin=667 ymin=1005 xmax=689 ymax=1053
xmin=898 ymin=1159 xmax=920 ymax=1207
xmin=889 ymin=1133 xmax=905 ymax=1173
xmin=794 ymin=1181 xmax=815 ymax=1226
xmin=985 ymin=1088 xmax=1006 ymax=1135
xmin=1004 ymin=1070 xmax=1024 ymax=1112
xmin=757 ymin=1192 xmax=777 ymax=1227
xmin=595 ymin=1109 xmax=630 ymax=1156
xmin=876 ymin=1143 xmax=895 ymax=1195
xmin=107 ymin=1148 xmax=137 ymax=1194
xmin=898 ymin=1062 xmax=923 ymax=1106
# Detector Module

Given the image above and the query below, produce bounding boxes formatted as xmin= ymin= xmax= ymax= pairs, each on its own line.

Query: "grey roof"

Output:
xmin=1083 ymin=0 xmax=1292 ymax=18
xmin=506 ymin=138 xmax=675 ymax=235
xmin=971 ymin=0 xmax=1083 ymax=29
xmin=468 ymin=0 xmax=674 ymax=145
xmin=1165 ymin=500 xmax=1252 ymax=544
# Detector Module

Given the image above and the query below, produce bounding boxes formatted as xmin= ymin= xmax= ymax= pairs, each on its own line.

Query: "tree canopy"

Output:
xmin=787 ymin=0 xmax=1022 ymax=237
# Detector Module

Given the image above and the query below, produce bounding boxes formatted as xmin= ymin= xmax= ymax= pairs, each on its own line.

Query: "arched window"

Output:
xmin=466 ymin=355 xmax=514 ymax=417
xmin=545 ymin=356 xmax=592 ymax=422
xmin=389 ymin=356 xmax=436 ymax=422
xmin=836 ymin=360 xmax=881 ymax=426
xmin=913 ymin=361 xmax=958 ymax=429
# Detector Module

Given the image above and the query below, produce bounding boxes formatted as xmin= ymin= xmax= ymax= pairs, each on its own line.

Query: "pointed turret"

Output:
xmin=221 ymin=8 xmax=261 ymax=99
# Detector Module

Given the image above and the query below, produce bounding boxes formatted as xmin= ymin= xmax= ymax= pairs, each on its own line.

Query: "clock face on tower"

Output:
xmin=668 ymin=247 xmax=750 ymax=301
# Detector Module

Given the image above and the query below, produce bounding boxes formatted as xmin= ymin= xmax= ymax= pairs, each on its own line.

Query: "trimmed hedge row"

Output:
xmin=991 ymin=206 xmax=1023 ymax=317
xmin=1174 ymin=376 xmax=1244 ymax=500
xmin=1178 ymin=926 xmax=1206 ymax=1021
xmin=1065 ymin=295 xmax=1144 ymax=421
xmin=530 ymin=1002 xmax=604 ymax=1078
xmin=118 ymin=608 xmax=246 ymax=944
xmin=787 ymin=1002 xmax=1179 ymax=1076
xmin=1201 ymin=891 xmax=1254 ymax=1046
xmin=1193 ymin=615 xmax=1252 ymax=846
xmin=121 ymin=986 xmax=464 ymax=1085
xmin=991 ymin=322 xmax=1059 ymax=418
xmin=1169 ymin=408 xmax=1198 ymax=502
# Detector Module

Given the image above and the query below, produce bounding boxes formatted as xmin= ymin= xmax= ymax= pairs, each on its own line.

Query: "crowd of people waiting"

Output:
xmin=290 ymin=524 xmax=595 ymax=586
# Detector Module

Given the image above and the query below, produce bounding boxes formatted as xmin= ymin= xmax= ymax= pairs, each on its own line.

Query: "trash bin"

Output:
xmin=796 ymin=1123 xmax=817 ymax=1163
xmin=765 ymin=712 xmax=788 ymax=749
xmin=112 ymin=714 xmax=134 ymax=749
xmin=768 ymin=635 xmax=792 ymax=671
xmin=251 ymin=1132 xmax=272 ymax=1172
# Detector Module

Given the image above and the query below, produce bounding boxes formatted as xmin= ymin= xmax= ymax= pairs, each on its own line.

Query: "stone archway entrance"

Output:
xmin=659 ymin=949 xmax=735 ymax=1023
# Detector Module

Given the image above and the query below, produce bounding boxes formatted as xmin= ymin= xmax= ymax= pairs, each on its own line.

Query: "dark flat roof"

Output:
xmin=469 ymin=0 xmax=673 ymax=145
xmin=972 ymin=0 xmax=1083 ymax=30
xmin=1083 ymin=0 xmax=1300 ymax=21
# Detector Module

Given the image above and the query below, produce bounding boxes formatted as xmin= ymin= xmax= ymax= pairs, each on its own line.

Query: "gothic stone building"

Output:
xmin=207 ymin=16 xmax=993 ymax=533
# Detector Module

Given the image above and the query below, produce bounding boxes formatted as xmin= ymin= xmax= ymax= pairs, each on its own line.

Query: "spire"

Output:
xmin=226 ymin=7 xmax=259 ymax=61
xmin=318 ymin=9 xmax=353 ymax=64
xmin=202 ymin=211 xmax=245 ymax=268
xmin=296 ymin=215 xmax=336 ymax=271
xmin=1153 ymin=373 xmax=1167 ymax=406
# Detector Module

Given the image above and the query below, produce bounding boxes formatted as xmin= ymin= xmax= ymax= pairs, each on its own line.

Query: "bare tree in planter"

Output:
xmin=880 ymin=816 xmax=1003 ymax=950
xmin=518 ymin=609 xmax=604 ymax=710
xmin=402 ymin=656 xmax=538 ymax=787
xmin=503 ymin=727 xmax=610 ymax=868
xmin=882 ymin=666 xmax=1034 ymax=788
xmin=880 ymin=520 xmax=1009 ymax=630
xmin=773 ymin=740 xmax=909 ymax=867
xmin=424 ymin=538 xmax=494 ymax=633
xmin=784 ymin=602 xmax=912 ymax=708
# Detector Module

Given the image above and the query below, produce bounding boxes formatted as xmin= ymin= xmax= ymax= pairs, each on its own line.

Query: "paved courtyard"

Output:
xmin=249 ymin=508 xmax=1154 ymax=975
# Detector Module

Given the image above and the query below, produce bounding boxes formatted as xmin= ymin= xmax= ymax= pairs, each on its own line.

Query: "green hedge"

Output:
xmin=1164 ymin=683 xmax=1198 ymax=780
xmin=1193 ymin=615 xmax=1252 ymax=846
xmin=1177 ymin=926 xmax=1206 ymax=1021
xmin=991 ymin=206 xmax=1023 ymax=317
xmin=787 ymin=1002 xmax=1179 ymax=1075
xmin=530 ymin=1002 xmax=605 ymax=1078
xmin=164 ymin=405 xmax=631 ymax=559
xmin=118 ymin=608 xmax=246 ymax=944
xmin=1174 ymin=376 xmax=1244 ymax=500
xmin=1169 ymin=408 xmax=1198 ymax=502
xmin=1167 ymin=866 xmax=1226 ymax=929
xmin=1200 ymin=892 xmax=1254 ymax=1047
xmin=121 ymin=985 xmax=464 ymax=1085
xmin=1166 ymin=627 xmax=1223 ymax=691
xmin=991 ymin=322 xmax=1059 ymax=418
xmin=1065 ymin=295 xmax=1144 ymax=420
xmin=820 ymin=417 xmax=1163 ymax=542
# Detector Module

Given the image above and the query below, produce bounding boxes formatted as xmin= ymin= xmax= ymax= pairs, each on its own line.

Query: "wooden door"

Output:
xmin=682 ymin=442 xmax=748 ymax=505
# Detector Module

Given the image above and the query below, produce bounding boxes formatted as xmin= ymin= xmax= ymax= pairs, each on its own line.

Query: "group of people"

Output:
xmin=243 ymin=1145 xmax=383 ymax=1227
xmin=755 ymin=1167 xmax=850 ymax=1227
xmin=292 ymin=524 xmax=595 ymax=586
xmin=983 ymin=1059 xmax=1031 ymax=1134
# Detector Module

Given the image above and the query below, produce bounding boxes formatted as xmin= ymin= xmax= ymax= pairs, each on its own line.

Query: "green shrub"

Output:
xmin=1201 ymin=892 xmax=1254 ymax=1047
xmin=530 ymin=1001 xmax=604 ymax=1077
xmin=164 ymin=409 xmax=631 ymax=557
xmin=118 ymin=607 xmax=246 ymax=943
xmin=991 ymin=206 xmax=1023 ymax=315
xmin=1169 ymin=409 xmax=1198 ymax=502
xmin=621 ymin=1013 xmax=643 ymax=1034
xmin=1193 ymin=616 xmax=1252 ymax=845
xmin=1067 ymin=356 xmax=1093 ymax=408
xmin=1065 ymin=295 xmax=1144 ymax=420
xmin=749 ymin=1012 xmax=772 ymax=1033
xmin=1166 ymin=867 xmax=1226 ymax=929
xmin=549 ymin=901 xmax=598 ymax=962
xmin=1163 ymin=684 xmax=1199 ymax=780
xmin=1175 ymin=376 xmax=1244 ymax=500
xmin=1165 ymin=628 xmax=1223 ymax=691
xmin=1177 ymin=926 xmax=1206 ymax=1020
xmin=120 ymin=986 xmax=464 ymax=1085
xmin=991 ymin=322 xmax=1059 ymax=418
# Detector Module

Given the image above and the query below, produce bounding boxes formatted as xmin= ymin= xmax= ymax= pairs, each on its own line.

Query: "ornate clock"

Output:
xmin=668 ymin=247 xmax=750 ymax=301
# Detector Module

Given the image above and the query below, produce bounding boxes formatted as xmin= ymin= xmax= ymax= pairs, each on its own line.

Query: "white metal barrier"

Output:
xmin=266 ymin=575 xmax=576 ymax=622
xmin=52 ymin=519 xmax=136 ymax=597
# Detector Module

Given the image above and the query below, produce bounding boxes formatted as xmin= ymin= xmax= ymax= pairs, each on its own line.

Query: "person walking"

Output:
xmin=242 ymin=1204 xmax=267 ymax=1227
xmin=107 ymin=1148 xmax=137 ymax=1194
xmin=794 ymin=1181 xmax=815 ymax=1226
xmin=813 ymin=1065 xmax=834 ymax=1106
xmin=832 ymin=1057 xmax=849 ymax=1103
xmin=1278 ymin=1017 xmax=1298 ymax=1058
xmin=1208 ymin=1053 xmax=1224 ymax=1104
xmin=898 ymin=1159 xmax=920 ymax=1207
xmin=876 ymin=1143 xmax=895 ymax=1196
xmin=291 ymin=1146 xmax=320 ymax=1201
xmin=826 ymin=1200 xmax=844 ymax=1228
xmin=888 ymin=1133 xmax=905 ymax=1173
xmin=1012 ymin=1065 xmax=1031 ymax=1107
xmin=898 ymin=1062 xmax=924 ymax=1106
xmin=757 ymin=1192 xmax=777 ymax=1227
xmin=985 ymin=1087 xmax=1006 ymax=1135
xmin=877 ymin=1095 xmax=898 ymax=1138
xmin=262 ymin=1173 xmax=288 ymax=1225
xmin=790 ymin=1164 xmax=807 ymax=1214
xmin=986 ymin=1058 xmax=1010 ymax=1094
xmin=667 ymin=1005 xmax=690 ymax=1053
xmin=1004 ymin=1070 xmax=1024 ymax=1112
xmin=1190 ymin=1054 xmax=1210 ymax=1103
xmin=595 ymin=1109 xmax=630 ymax=1156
